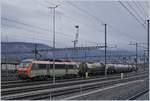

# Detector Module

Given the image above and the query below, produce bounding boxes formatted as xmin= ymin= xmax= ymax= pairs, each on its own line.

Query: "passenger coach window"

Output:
xmin=55 ymin=64 xmax=65 ymax=69
xmin=32 ymin=64 xmax=39 ymax=70
xmin=38 ymin=64 xmax=46 ymax=69
xmin=68 ymin=65 xmax=74 ymax=69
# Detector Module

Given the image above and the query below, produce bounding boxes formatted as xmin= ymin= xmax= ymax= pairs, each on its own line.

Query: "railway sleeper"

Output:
xmin=1 ymin=74 xmax=146 ymax=100
xmin=1 ymin=72 xmax=146 ymax=95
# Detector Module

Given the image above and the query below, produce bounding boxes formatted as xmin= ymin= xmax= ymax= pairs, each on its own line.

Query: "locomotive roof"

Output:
xmin=22 ymin=59 xmax=34 ymax=62
xmin=21 ymin=59 xmax=76 ymax=64
xmin=31 ymin=60 xmax=76 ymax=64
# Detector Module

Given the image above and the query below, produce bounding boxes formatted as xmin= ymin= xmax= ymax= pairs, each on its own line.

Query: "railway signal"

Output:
xmin=32 ymin=43 xmax=38 ymax=60
xmin=103 ymin=23 xmax=107 ymax=76
xmin=146 ymin=20 xmax=149 ymax=69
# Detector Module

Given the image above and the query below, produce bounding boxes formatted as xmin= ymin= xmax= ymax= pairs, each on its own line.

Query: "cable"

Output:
xmin=3 ymin=1 xmax=146 ymax=51
xmin=1 ymin=17 xmax=72 ymax=37
xmin=66 ymin=1 xmax=104 ymax=24
xmin=37 ymin=1 xmax=144 ymax=45
xmin=118 ymin=1 xmax=146 ymax=30
xmin=2 ymin=24 xmax=100 ymax=48
xmin=126 ymin=1 xmax=145 ymax=22
xmin=66 ymin=1 xmax=144 ymax=42
xmin=2 ymin=17 xmax=102 ymax=45
xmin=36 ymin=0 xmax=104 ymax=35
xmin=133 ymin=1 xmax=148 ymax=20
xmin=2 ymin=31 xmax=75 ymax=48
xmin=137 ymin=1 xmax=149 ymax=19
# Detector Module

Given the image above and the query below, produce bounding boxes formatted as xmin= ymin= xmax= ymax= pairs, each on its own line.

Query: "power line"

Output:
xmin=118 ymin=1 xmax=146 ymax=30
xmin=2 ymin=17 xmax=75 ymax=38
xmin=66 ymin=1 xmax=104 ymax=24
xmin=2 ymin=17 xmax=49 ymax=32
xmin=66 ymin=1 xmax=142 ymax=42
xmin=35 ymin=1 xmax=143 ymax=45
xmin=126 ymin=1 xmax=145 ymax=22
xmin=137 ymin=1 xmax=149 ymax=19
xmin=36 ymin=0 xmax=104 ymax=37
xmin=133 ymin=1 xmax=148 ymax=20
xmin=108 ymin=24 xmax=139 ymax=42
xmin=2 ymin=22 xmax=53 ymax=41
xmin=61 ymin=11 xmax=104 ymax=34
xmin=2 ymin=17 xmax=102 ymax=45
xmin=2 ymin=30 xmax=72 ymax=47
xmin=2 ymin=0 xmax=146 ymax=50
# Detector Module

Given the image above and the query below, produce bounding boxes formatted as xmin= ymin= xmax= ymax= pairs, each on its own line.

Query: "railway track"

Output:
xmin=1 ymin=75 xmax=125 ymax=95
xmin=1 ymin=72 xmax=123 ymax=84
xmin=1 ymin=73 xmax=120 ymax=84
xmin=128 ymin=89 xmax=149 ymax=100
xmin=1 ymin=72 xmax=148 ymax=100
xmin=1 ymin=70 xmax=18 ymax=81
xmin=1 ymin=71 xmax=147 ymax=88
xmin=1 ymin=69 xmax=145 ymax=83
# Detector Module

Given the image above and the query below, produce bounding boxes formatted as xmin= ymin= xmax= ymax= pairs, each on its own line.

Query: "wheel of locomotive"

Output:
xmin=17 ymin=75 xmax=22 ymax=80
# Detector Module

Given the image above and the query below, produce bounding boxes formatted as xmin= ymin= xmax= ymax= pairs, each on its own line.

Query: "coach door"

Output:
xmin=46 ymin=64 xmax=53 ymax=76
xmin=46 ymin=64 xmax=49 ymax=76
xmin=65 ymin=64 xmax=68 ymax=75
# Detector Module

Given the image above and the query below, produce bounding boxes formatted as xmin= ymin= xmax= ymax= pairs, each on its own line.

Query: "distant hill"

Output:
xmin=1 ymin=42 xmax=140 ymax=63
xmin=1 ymin=42 xmax=52 ymax=61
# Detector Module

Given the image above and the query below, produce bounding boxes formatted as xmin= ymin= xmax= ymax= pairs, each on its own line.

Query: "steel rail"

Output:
xmin=128 ymin=89 xmax=149 ymax=100
xmin=1 ymin=73 xmax=147 ymax=100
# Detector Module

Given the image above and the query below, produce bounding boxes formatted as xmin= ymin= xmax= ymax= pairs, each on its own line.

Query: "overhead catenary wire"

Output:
xmin=133 ymin=1 xmax=148 ymax=20
xmin=63 ymin=2 xmax=139 ymax=42
xmin=2 ymin=32 xmax=72 ymax=48
xmin=36 ymin=0 xmax=105 ymax=37
xmin=50 ymin=1 xmax=147 ymax=49
xmin=2 ymin=22 xmax=54 ymax=41
xmin=65 ymin=1 xmax=143 ymax=42
xmin=2 ymin=22 xmax=71 ymax=47
xmin=2 ymin=0 xmax=146 ymax=51
xmin=126 ymin=1 xmax=145 ymax=23
xmin=108 ymin=25 xmax=138 ymax=42
xmin=2 ymin=17 xmax=102 ymax=45
xmin=66 ymin=1 xmax=104 ymax=24
xmin=137 ymin=1 xmax=149 ymax=19
xmin=118 ymin=1 xmax=146 ymax=30
xmin=2 ymin=23 xmax=103 ymax=49
xmin=1 ymin=17 xmax=74 ymax=38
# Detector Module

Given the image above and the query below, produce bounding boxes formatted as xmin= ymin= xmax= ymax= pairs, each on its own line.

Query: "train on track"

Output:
xmin=16 ymin=59 xmax=138 ymax=80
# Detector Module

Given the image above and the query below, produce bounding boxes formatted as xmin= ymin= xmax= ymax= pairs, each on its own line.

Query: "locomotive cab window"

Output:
xmin=18 ymin=61 xmax=30 ymax=68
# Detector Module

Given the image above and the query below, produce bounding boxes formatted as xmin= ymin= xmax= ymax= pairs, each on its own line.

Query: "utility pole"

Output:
xmin=135 ymin=43 xmax=138 ymax=71
xmin=34 ymin=43 xmax=37 ymax=60
xmin=147 ymin=20 xmax=149 ymax=69
xmin=84 ymin=51 xmax=87 ymax=62
xmin=129 ymin=42 xmax=138 ymax=71
xmin=143 ymin=50 xmax=147 ymax=71
xmin=5 ymin=35 xmax=8 ymax=82
xmin=104 ymin=24 xmax=107 ymax=75
xmin=49 ymin=5 xmax=59 ymax=84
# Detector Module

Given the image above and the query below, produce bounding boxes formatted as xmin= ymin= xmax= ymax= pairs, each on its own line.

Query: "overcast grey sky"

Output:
xmin=1 ymin=0 xmax=149 ymax=51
